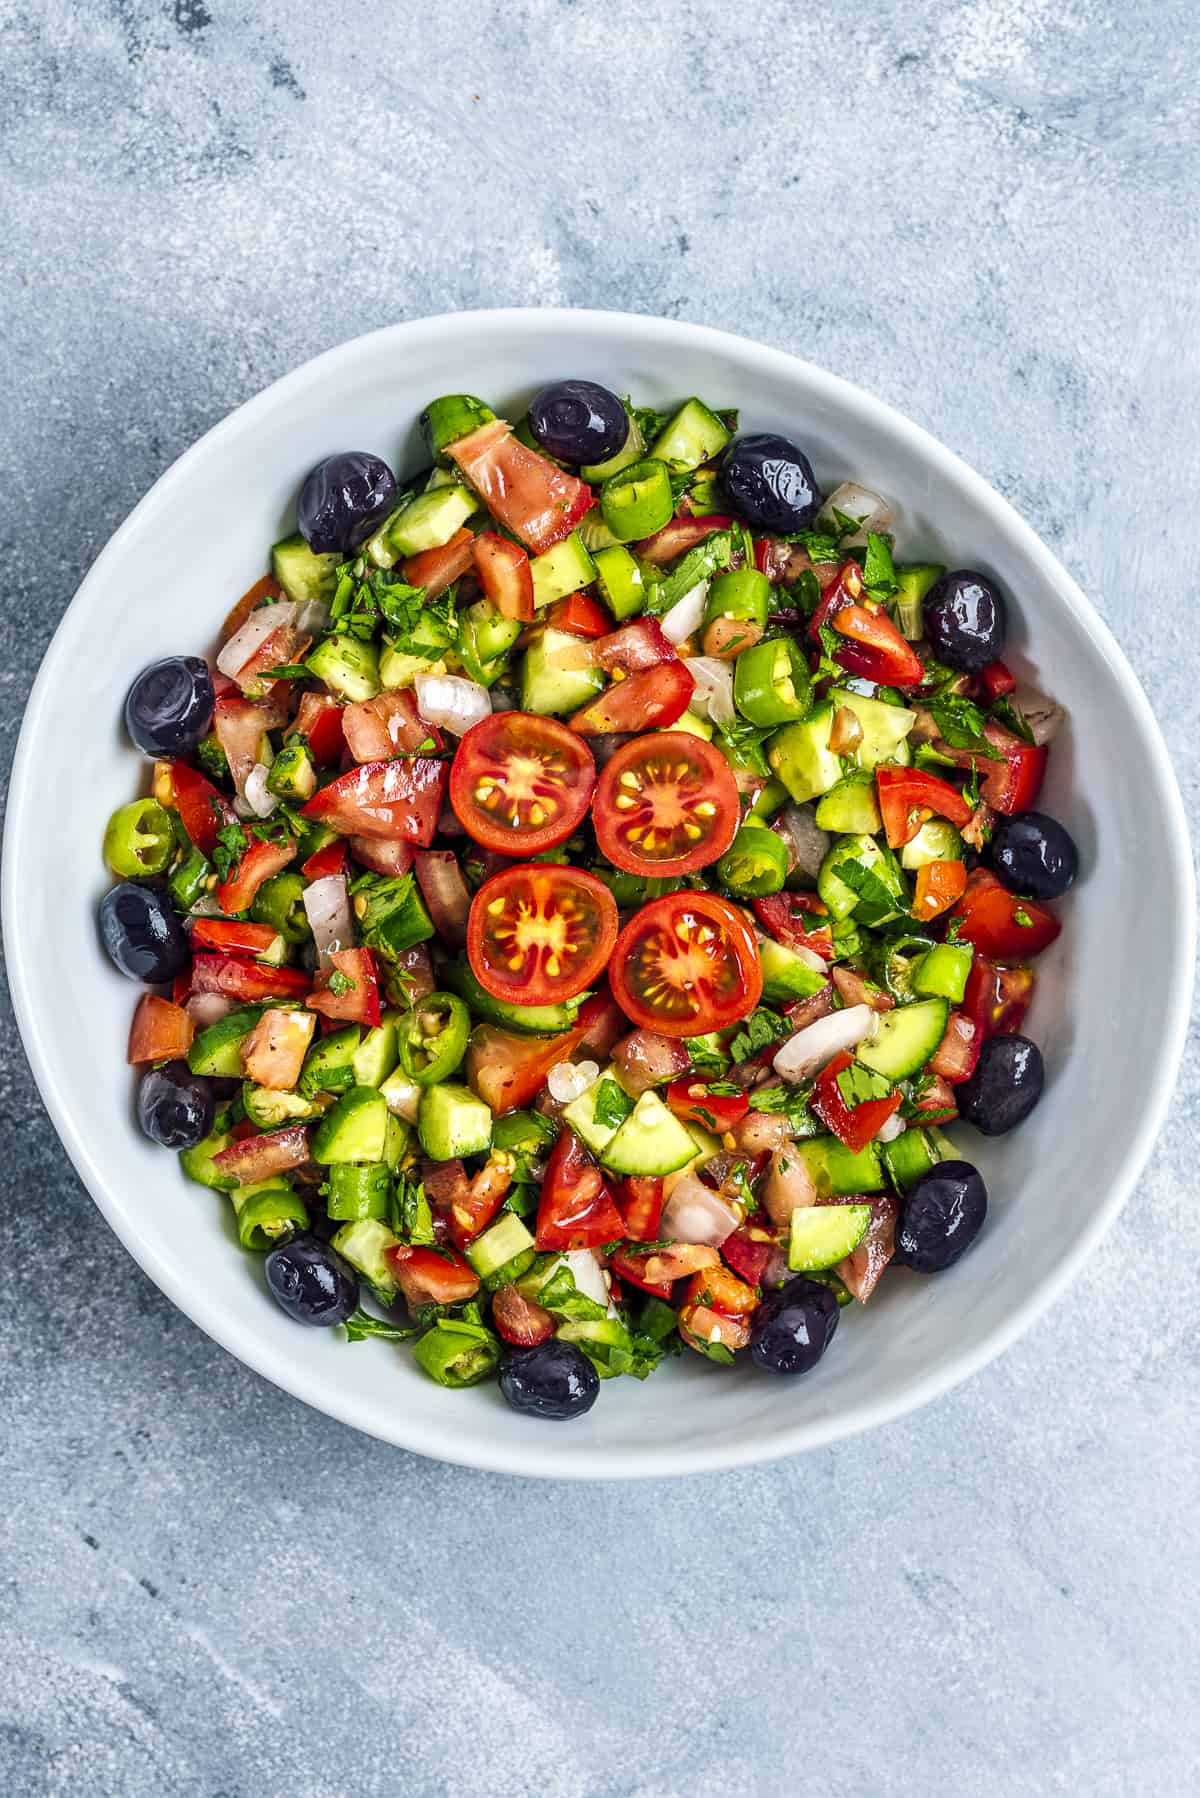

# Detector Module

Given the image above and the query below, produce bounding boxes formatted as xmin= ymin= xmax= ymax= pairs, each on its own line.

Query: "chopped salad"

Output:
xmin=99 ymin=378 xmax=1079 ymax=1422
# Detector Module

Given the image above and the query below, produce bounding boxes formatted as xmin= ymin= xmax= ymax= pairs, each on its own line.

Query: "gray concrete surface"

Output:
xmin=2 ymin=2 xmax=1198 ymax=1793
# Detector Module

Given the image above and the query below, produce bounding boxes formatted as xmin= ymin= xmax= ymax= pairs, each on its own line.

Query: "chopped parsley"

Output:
xmin=927 ymin=692 xmax=1003 ymax=760
xmin=729 ymin=1006 xmax=787 ymax=1064
xmin=212 ymin=821 xmax=248 ymax=881
xmin=343 ymin=1309 xmax=420 ymax=1344
xmin=861 ymin=531 xmax=898 ymax=597
xmin=592 ymin=1078 xmax=635 ymax=1132
xmin=327 ymin=969 xmax=355 ymax=996
xmin=685 ymin=1037 xmax=730 ymax=1078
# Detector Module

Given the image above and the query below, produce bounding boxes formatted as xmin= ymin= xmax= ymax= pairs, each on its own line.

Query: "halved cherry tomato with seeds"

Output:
xmin=594 ymin=733 xmax=740 ymax=877
xmin=609 ymin=892 xmax=763 ymax=1037
xmin=614 ymin=1175 xmax=665 ymax=1242
xmin=912 ymin=858 xmax=968 ymax=921
xmin=467 ymin=863 xmax=618 ymax=1006
xmin=386 ymin=1244 xmax=480 ymax=1309
xmin=450 ymin=712 xmax=596 ymax=856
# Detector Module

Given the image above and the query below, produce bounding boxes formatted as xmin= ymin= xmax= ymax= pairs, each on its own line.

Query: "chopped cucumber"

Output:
xmin=880 ymin=1126 xmax=939 ymax=1192
xmin=814 ymin=771 xmax=883 ymax=835
xmin=465 ymin=1212 xmax=536 ymax=1285
xmin=378 ymin=612 xmax=453 ymax=690
xmin=530 ymin=532 xmax=597 ymax=607
xmin=331 ymin=1217 xmax=401 ymax=1303
xmin=911 ymin=943 xmax=974 ymax=1004
xmin=592 ymin=544 xmax=647 ymax=620
xmin=242 ymin=1084 xmax=322 ymax=1129
xmin=900 ymin=817 xmax=964 ymax=870
xmin=648 ymin=398 xmax=731 ymax=473
xmin=421 ymin=393 xmax=495 ymax=462
xmin=187 ymin=1006 xmax=262 ymax=1078
xmin=894 ymin=562 xmax=945 ymax=640
xmin=797 ymin=1135 xmax=886 ymax=1197
xmin=385 ymin=485 xmax=476 ymax=558
xmin=305 ymin=634 xmax=381 ymax=702
xmin=827 ymin=687 xmax=915 ymax=771
xmin=179 ymin=1124 xmax=238 ymax=1191
xmin=271 ymin=532 xmax=338 ymax=604
xmin=300 ymin=1024 xmax=361 ymax=1094
xmin=856 ymin=999 xmax=950 ymax=1080
xmin=520 ymin=627 xmax=605 ymax=715
xmin=758 ymin=937 xmax=828 ymax=1004
xmin=311 ymin=1086 xmax=390 ymax=1164
xmin=442 ymin=962 xmax=584 ymax=1035
xmin=417 ymin=1083 xmax=493 ymax=1159
xmin=673 ymin=708 xmax=714 ymax=741
xmin=788 ymin=1203 xmax=872 ymax=1272
xmin=767 ymin=704 xmax=843 ymax=803
xmin=580 ymin=412 xmax=645 ymax=483
xmin=562 ymin=1067 xmax=628 ymax=1157
xmin=351 ymin=1014 xmax=401 ymax=1088
xmin=601 ymin=1091 xmax=697 ymax=1177
xmin=817 ymin=834 xmax=907 ymax=925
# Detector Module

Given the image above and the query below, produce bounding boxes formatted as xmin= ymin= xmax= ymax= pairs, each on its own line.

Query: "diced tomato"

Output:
xmin=466 ymin=1016 xmax=591 ymax=1115
xmin=876 ymin=765 xmax=973 ymax=848
xmin=448 ymin=419 xmax=593 ymax=555
xmin=830 ymin=965 xmax=895 ymax=1013
xmin=614 ymin=1176 xmax=665 ymax=1243
xmin=445 ymin=1156 xmax=515 ymax=1249
xmin=127 ymin=994 xmax=194 ymax=1064
xmin=980 ymin=660 xmax=1017 ymax=701
xmin=635 ymin=514 xmax=735 ymax=564
xmin=386 ymin=1243 xmax=480 ymax=1309
xmin=348 ymin=836 xmax=413 ymax=878
xmin=912 ymin=858 xmax=968 ymax=922
xmin=593 ymin=617 xmax=677 ymax=673
xmin=233 ymin=616 xmax=310 ymax=699
xmin=172 ymin=763 xmax=232 ymax=856
xmin=808 ymin=559 xmax=865 ymax=638
xmin=569 ymin=660 xmax=695 ymax=734
xmin=222 ymin=573 xmax=282 ymax=640
xmin=342 ymin=690 xmax=441 ymax=762
xmin=546 ymin=591 xmax=613 ymax=638
xmin=626 ymin=1244 xmax=720 ymax=1286
xmin=301 ymin=838 xmax=348 ymax=880
xmin=911 ymin=1074 xmax=958 ymax=1124
xmin=240 ymin=1006 xmax=316 ymax=1090
xmin=606 ymin=1248 xmax=674 ymax=1301
xmin=684 ymin=1264 xmax=758 ymax=1318
xmin=836 ymin=1195 xmax=898 ymax=1303
xmin=213 ymin=693 xmax=288 ymax=797
xmin=306 ymin=947 xmax=382 ymax=1027
xmin=782 ymin=983 xmax=836 ymax=1032
xmin=666 ymin=1079 xmax=749 ymax=1133
xmin=678 ymin=1303 xmax=751 ymax=1355
xmin=472 ymin=530 xmax=535 ymax=623
xmin=403 ymin=527 xmax=477 ymax=599
xmin=288 ymin=690 xmax=346 ymax=767
xmin=721 ymin=1225 xmax=780 ymax=1289
xmin=751 ymin=892 xmax=834 ymax=961
xmin=831 ymin=604 xmax=925 ymax=687
xmin=211 ymin=1124 xmax=311 ymax=1186
xmin=949 ymin=869 xmax=1061 ymax=960
xmin=941 ymin=720 xmax=1048 ymax=816
xmin=811 ymin=1050 xmax=902 ymax=1154
xmin=613 ymin=1028 xmax=691 ymax=1094
xmin=190 ymin=953 xmax=310 ymax=1004
xmin=535 ymin=1128 xmax=625 ymax=1251
xmin=491 ymin=1283 xmax=556 ymax=1347
xmin=191 ymin=917 xmax=281 ymax=958
xmin=215 ymin=834 xmax=298 ymax=914
xmin=962 ymin=955 xmax=1035 ymax=1039
xmin=928 ymin=1010 xmax=981 ymax=1084
xmin=576 ymin=989 xmax=627 ymax=1060
xmin=300 ymin=757 xmax=448 ymax=847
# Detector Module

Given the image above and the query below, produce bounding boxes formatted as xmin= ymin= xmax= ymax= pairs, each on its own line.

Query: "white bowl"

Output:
xmin=4 ymin=311 xmax=1192 ymax=1479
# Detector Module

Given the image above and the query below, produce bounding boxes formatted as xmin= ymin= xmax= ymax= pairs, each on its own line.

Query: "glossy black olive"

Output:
xmin=498 ymin=1340 xmax=600 ymax=1420
xmin=894 ymin=1161 xmax=988 ymax=1272
xmin=124 ymin=656 xmax=214 ymax=759
xmin=528 ymin=380 xmax=628 ymax=465
xmin=297 ymin=451 xmax=397 ymax=554
xmin=922 ymin=569 xmax=1007 ymax=671
xmin=749 ymin=1277 xmax=840 ymax=1376
xmin=264 ymin=1235 xmax=359 ymax=1326
xmin=99 ymin=882 xmax=191 ymax=983
xmin=720 ymin=433 xmax=822 ymax=532
xmin=956 ymin=1036 xmax=1044 ymax=1135
xmin=988 ymin=811 xmax=1078 ymax=900
xmin=136 ymin=1061 xmax=215 ymax=1149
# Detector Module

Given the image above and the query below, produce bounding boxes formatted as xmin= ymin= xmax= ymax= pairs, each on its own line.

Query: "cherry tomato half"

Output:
xmin=450 ymin=711 xmax=596 ymax=856
xmin=609 ymin=892 xmax=763 ymax=1037
xmin=467 ymin=863 xmax=619 ymax=1006
xmin=594 ymin=733 xmax=740 ymax=877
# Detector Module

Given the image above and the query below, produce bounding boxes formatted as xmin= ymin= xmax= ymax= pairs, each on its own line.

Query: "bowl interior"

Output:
xmin=4 ymin=311 xmax=1192 ymax=1478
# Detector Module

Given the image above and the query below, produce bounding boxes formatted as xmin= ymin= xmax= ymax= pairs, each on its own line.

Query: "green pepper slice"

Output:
xmin=169 ymin=842 xmax=213 ymax=911
xmin=103 ymin=798 xmax=175 ymax=879
xmin=703 ymin=566 xmax=770 ymax=631
xmin=413 ymin=1319 xmax=501 ymax=1388
xmin=397 ymin=992 xmax=470 ymax=1085
xmin=733 ymin=636 xmax=813 ymax=727
xmin=234 ymin=1185 xmax=308 ymax=1252
xmin=251 ymin=872 xmax=312 ymax=945
xmin=716 ymin=824 xmax=789 ymax=897
xmin=599 ymin=457 xmax=674 ymax=543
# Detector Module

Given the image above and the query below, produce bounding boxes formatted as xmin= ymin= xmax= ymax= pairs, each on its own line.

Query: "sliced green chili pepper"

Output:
xmin=733 ymin=636 xmax=813 ymax=727
xmin=397 ymin=992 xmax=470 ymax=1085
xmin=103 ymin=798 xmax=175 ymax=879
xmin=413 ymin=1318 xmax=501 ymax=1388
xmin=599 ymin=457 xmax=673 ymax=542
xmin=593 ymin=868 xmax=683 ymax=909
xmin=251 ymin=872 xmax=311 ymax=945
xmin=234 ymin=1185 xmax=308 ymax=1252
xmin=169 ymin=842 xmax=213 ymax=911
xmin=325 ymin=1162 xmax=391 ymax=1222
xmin=716 ymin=824 xmax=789 ymax=897
xmin=702 ymin=566 xmax=770 ymax=633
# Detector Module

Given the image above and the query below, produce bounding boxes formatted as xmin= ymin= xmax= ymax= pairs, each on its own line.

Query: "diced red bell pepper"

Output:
xmin=300 ymin=757 xmax=448 ymax=847
xmin=980 ymin=660 xmax=1017 ymax=701
xmin=403 ymin=526 xmax=477 ymax=599
xmin=614 ymin=1176 xmax=665 ymax=1243
xmin=876 ymin=765 xmax=973 ymax=848
xmin=635 ymin=514 xmax=734 ymax=564
xmin=949 ymin=869 xmax=1061 ymax=960
xmin=215 ymin=834 xmax=298 ymax=915
xmin=290 ymin=691 xmax=346 ymax=766
xmin=962 ymin=954 xmax=1035 ymax=1039
xmin=751 ymin=892 xmax=834 ymax=961
xmin=191 ymin=917 xmax=281 ymax=959
xmin=545 ymin=591 xmax=614 ymax=638
xmin=301 ymin=838 xmax=348 ymax=881
xmin=211 ymin=1124 xmax=311 ymax=1186
xmin=127 ymin=994 xmax=194 ymax=1064
xmin=927 ymin=1009 xmax=981 ymax=1084
xmin=666 ymin=1080 xmax=749 ymax=1133
xmin=535 ymin=1128 xmax=625 ymax=1251
xmin=472 ymin=530 xmax=535 ymax=623
xmin=190 ymin=953 xmax=310 ymax=1004
xmin=831 ymin=604 xmax=925 ymax=687
xmin=306 ymin=947 xmax=382 ymax=1028
xmin=912 ymin=858 xmax=968 ymax=922
xmin=808 ymin=560 xmax=865 ymax=638
xmin=569 ymin=659 xmax=695 ymax=734
xmin=593 ymin=616 xmax=677 ymax=673
xmin=721 ymin=1225 xmax=781 ymax=1289
xmin=172 ymin=763 xmax=232 ymax=857
xmin=811 ymin=1050 xmax=902 ymax=1155
xmin=386 ymin=1243 xmax=480 ymax=1309
xmin=448 ymin=419 xmax=593 ymax=555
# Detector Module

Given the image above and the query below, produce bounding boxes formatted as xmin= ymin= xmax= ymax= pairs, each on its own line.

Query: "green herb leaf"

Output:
xmin=729 ymin=1006 xmax=788 ymax=1064
xmin=535 ymin=1263 xmax=610 ymax=1323
xmin=685 ymin=1037 xmax=730 ymax=1078
xmin=592 ymin=1078 xmax=635 ymax=1132
xmin=927 ymin=693 xmax=1003 ymax=760
xmin=990 ymin=694 xmax=1036 ymax=745
xmin=211 ymin=822 xmax=248 ymax=882
xmin=836 ymin=1063 xmax=894 ymax=1107
xmin=343 ymin=1308 xmax=419 ymax=1343
xmin=327 ymin=969 xmax=355 ymax=996
xmin=862 ymin=532 xmax=898 ymax=596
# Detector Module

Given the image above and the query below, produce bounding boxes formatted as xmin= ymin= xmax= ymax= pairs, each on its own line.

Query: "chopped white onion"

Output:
xmin=381 ymin=1073 xmax=421 ymax=1124
xmin=773 ymin=1004 xmax=876 ymax=1083
xmin=818 ymin=482 xmax=892 ymax=538
xmin=241 ymin=762 xmax=279 ymax=819
xmin=875 ymin=1112 xmax=907 ymax=1143
xmin=186 ymin=895 xmax=222 ymax=919
xmin=1013 ymin=686 xmax=1065 ymax=746
xmin=185 ymin=992 xmax=236 ymax=1028
xmin=295 ymin=595 xmax=331 ymax=638
xmin=215 ymin=599 xmax=296 ymax=678
xmin=660 ymin=1173 xmax=741 ymax=1248
xmin=546 ymin=1059 xmax=600 ymax=1104
xmin=659 ymin=580 xmax=709 ymax=645
xmin=682 ymin=656 xmax=736 ymax=725
xmin=414 ymin=673 xmax=491 ymax=736
xmin=560 ymin=1248 xmax=612 ymax=1312
xmin=303 ymin=874 xmax=354 ymax=962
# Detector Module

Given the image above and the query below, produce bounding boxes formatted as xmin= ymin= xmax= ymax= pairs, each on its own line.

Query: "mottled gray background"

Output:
xmin=2 ymin=2 xmax=1198 ymax=1794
